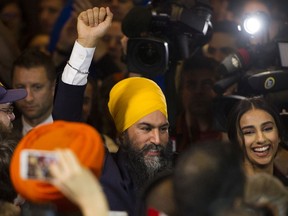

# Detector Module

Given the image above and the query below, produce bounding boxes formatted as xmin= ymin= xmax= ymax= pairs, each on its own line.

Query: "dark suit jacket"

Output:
xmin=53 ymin=79 xmax=86 ymax=122
xmin=100 ymin=149 xmax=137 ymax=215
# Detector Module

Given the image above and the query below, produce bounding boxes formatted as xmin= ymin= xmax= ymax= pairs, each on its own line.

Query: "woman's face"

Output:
xmin=239 ymin=108 xmax=280 ymax=167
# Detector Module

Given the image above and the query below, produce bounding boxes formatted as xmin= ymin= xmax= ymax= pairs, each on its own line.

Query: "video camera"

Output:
xmin=122 ymin=0 xmax=213 ymax=77
xmin=213 ymin=10 xmax=288 ymax=131
xmin=214 ymin=11 xmax=288 ymax=97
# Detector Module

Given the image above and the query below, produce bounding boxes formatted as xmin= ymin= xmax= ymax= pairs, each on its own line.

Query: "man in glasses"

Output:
xmin=0 ymin=83 xmax=27 ymax=134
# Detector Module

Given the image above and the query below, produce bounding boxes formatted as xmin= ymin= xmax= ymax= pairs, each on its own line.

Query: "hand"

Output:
xmin=49 ymin=149 xmax=108 ymax=216
xmin=77 ymin=7 xmax=113 ymax=48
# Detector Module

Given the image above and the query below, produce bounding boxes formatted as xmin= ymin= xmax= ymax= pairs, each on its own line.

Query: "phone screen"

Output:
xmin=20 ymin=150 xmax=58 ymax=180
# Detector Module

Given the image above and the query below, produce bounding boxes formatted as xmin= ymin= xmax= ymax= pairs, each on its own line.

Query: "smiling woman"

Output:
xmin=226 ymin=96 xmax=288 ymax=185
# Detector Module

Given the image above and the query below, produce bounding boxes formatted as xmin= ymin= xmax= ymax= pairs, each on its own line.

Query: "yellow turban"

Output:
xmin=108 ymin=77 xmax=168 ymax=132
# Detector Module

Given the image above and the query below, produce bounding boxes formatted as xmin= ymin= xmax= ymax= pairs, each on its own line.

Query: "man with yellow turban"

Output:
xmin=52 ymin=6 xmax=174 ymax=216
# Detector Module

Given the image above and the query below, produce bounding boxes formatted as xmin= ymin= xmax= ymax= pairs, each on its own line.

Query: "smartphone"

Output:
xmin=20 ymin=149 xmax=58 ymax=180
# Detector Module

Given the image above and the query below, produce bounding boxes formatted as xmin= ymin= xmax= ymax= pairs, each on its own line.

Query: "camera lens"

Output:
xmin=136 ymin=41 xmax=160 ymax=66
xmin=126 ymin=38 xmax=169 ymax=77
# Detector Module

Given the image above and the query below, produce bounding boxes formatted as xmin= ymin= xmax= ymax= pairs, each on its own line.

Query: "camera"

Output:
xmin=214 ymin=40 xmax=288 ymax=96
xmin=214 ymin=11 xmax=288 ymax=97
xmin=122 ymin=0 xmax=213 ymax=77
xmin=212 ymin=11 xmax=288 ymax=132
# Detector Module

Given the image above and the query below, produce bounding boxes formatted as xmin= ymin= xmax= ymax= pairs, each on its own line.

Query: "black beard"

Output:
xmin=121 ymin=134 xmax=173 ymax=192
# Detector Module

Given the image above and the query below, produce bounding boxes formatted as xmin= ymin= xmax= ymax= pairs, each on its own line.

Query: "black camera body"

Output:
xmin=214 ymin=38 xmax=288 ymax=97
xmin=122 ymin=0 xmax=213 ymax=77
xmin=213 ymin=26 xmax=288 ymax=132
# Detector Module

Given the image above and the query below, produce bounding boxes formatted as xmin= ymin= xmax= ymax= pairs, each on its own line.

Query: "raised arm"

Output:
xmin=53 ymin=7 xmax=113 ymax=122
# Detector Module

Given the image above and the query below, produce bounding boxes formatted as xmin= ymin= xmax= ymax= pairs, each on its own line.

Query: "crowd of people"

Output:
xmin=1 ymin=0 xmax=288 ymax=215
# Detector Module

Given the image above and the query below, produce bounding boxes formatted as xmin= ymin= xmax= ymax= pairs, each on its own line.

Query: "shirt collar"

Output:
xmin=21 ymin=115 xmax=53 ymax=136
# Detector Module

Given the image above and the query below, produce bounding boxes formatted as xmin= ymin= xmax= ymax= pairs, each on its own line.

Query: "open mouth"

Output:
xmin=146 ymin=150 xmax=160 ymax=157
xmin=252 ymin=145 xmax=271 ymax=157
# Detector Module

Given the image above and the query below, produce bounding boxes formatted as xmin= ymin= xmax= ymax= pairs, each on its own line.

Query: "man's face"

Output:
xmin=122 ymin=110 xmax=171 ymax=178
xmin=12 ymin=66 xmax=55 ymax=126
xmin=204 ymin=32 xmax=237 ymax=62
xmin=39 ymin=0 xmax=64 ymax=34
xmin=102 ymin=21 xmax=124 ymax=62
xmin=0 ymin=103 xmax=15 ymax=132
xmin=181 ymin=69 xmax=217 ymax=115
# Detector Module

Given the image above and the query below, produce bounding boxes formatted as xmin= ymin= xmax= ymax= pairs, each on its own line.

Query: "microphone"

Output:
xmin=122 ymin=6 xmax=152 ymax=37
xmin=218 ymin=48 xmax=252 ymax=76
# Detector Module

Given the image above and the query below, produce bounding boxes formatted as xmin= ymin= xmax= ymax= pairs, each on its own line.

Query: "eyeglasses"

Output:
xmin=0 ymin=106 xmax=14 ymax=115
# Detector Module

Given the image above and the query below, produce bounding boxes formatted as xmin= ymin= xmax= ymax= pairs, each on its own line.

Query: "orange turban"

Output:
xmin=10 ymin=120 xmax=105 ymax=209
xmin=108 ymin=77 xmax=168 ymax=132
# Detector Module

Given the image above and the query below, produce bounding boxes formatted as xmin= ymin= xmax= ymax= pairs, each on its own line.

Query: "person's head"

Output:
xmin=210 ymin=0 xmax=233 ymax=22
xmin=28 ymin=33 xmax=50 ymax=54
xmin=98 ymin=0 xmax=134 ymax=21
xmin=38 ymin=0 xmax=66 ymax=34
xmin=0 ymin=0 xmax=23 ymax=40
xmin=0 ymin=84 xmax=27 ymax=132
xmin=108 ymin=77 xmax=173 ymax=188
xmin=179 ymin=56 xmax=219 ymax=115
xmin=11 ymin=48 xmax=56 ymax=127
xmin=10 ymin=120 xmax=105 ymax=213
xmin=227 ymin=97 xmax=284 ymax=172
xmin=202 ymin=20 xmax=240 ymax=63
xmin=174 ymin=141 xmax=245 ymax=216
xmin=244 ymin=173 xmax=288 ymax=215
xmin=140 ymin=171 xmax=176 ymax=216
xmin=101 ymin=20 xmax=125 ymax=67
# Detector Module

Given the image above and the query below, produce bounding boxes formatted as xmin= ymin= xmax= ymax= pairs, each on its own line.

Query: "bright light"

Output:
xmin=239 ymin=12 xmax=269 ymax=37
xmin=243 ymin=16 xmax=262 ymax=35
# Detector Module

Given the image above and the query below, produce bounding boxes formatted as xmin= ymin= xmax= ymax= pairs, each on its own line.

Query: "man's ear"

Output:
xmin=117 ymin=131 xmax=127 ymax=147
xmin=118 ymin=132 xmax=125 ymax=144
